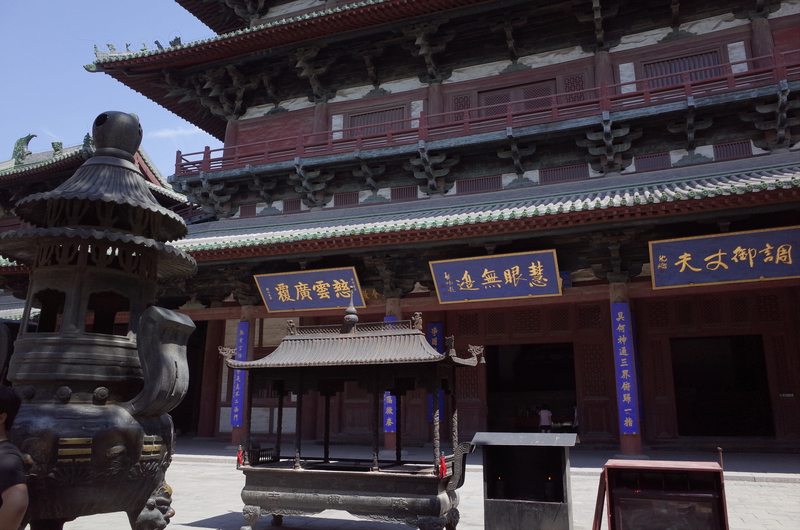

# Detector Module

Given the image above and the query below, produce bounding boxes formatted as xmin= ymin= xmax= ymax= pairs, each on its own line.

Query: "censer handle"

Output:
xmin=124 ymin=306 xmax=195 ymax=417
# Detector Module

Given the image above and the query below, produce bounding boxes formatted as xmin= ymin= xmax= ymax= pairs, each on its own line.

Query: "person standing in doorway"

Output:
xmin=538 ymin=404 xmax=553 ymax=433
xmin=572 ymin=402 xmax=579 ymax=433
xmin=0 ymin=387 xmax=27 ymax=530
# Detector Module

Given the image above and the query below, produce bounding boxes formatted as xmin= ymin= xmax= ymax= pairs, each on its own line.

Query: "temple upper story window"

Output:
xmin=447 ymin=70 xmax=589 ymax=119
xmin=643 ymin=50 xmax=723 ymax=89
xmin=479 ymin=81 xmax=557 ymax=116
xmin=346 ymin=106 xmax=406 ymax=137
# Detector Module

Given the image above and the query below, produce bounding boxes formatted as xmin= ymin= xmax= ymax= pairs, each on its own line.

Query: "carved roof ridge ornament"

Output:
xmin=12 ymin=134 xmax=36 ymax=166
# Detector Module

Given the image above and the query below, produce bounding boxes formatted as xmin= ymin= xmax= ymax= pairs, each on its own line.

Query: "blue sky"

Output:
xmin=0 ymin=0 xmax=223 ymax=178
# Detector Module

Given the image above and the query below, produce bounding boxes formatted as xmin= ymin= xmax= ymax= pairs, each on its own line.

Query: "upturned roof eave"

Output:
xmin=173 ymin=0 xmax=247 ymax=35
xmin=228 ymin=327 xmax=445 ymax=370
xmin=177 ymin=156 xmax=800 ymax=261
xmin=0 ymin=148 xmax=87 ymax=182
xmin=92 ymin=0 xmax=495 ymax=73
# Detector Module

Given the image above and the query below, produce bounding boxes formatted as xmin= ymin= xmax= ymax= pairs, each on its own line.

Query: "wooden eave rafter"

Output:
xmin=174 ymin=0 xmax=249 ymax=35
xmin=187 ymin=189 xmax=800 ymax=263
xmin=98 ymin=0 xmax=500 ymax=140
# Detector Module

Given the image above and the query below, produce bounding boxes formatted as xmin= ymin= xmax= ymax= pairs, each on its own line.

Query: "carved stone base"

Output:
xmin=239 ymin=462 xmax=464 ymax=530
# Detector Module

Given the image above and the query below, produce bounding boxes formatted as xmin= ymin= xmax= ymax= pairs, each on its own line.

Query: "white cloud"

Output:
xmin=146 ymin=126 xmax=206 ymax=139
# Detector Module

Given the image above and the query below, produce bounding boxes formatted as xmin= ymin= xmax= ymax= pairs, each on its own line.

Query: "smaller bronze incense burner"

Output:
xmin=0 ymin=112 xmax=196 ymax=530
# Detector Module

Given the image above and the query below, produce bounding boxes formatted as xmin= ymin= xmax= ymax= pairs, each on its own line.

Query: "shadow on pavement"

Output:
xmin=186 ymin=512 xmax=416 ymax=529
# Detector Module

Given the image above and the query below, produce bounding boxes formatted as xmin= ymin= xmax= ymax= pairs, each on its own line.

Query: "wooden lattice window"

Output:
xmin=635 ymin=152 xmax=671 ymax=172
xmin=391 ymin=185 xmax=418 ymax=202
xmin=457 ymin=175 xmax=502 ymax=194
xmin=479 ymin=81 xmax=556 ymax=116
xmin=713 ymin=140 xmax=751 ymax=161
xmin=675 ymin=299 xmax=694 ymax=327
xmin=581 ymin=343 xmax=607 ymax=398
xmin=563 ymin=74 xmax=586 ymax=103
xmin=643 ymin=51 xmax=722 ymax=88
xmin=450 ymin=94 xmax=472 ymax=122
xmin=485 ymin=311 xmax=507 ymax=336
xmin=549 ymin=306 xmax=571 ymax=332
xmin=347 ymin=107 xmax=405 ymax=136
xmin=456 ymin=312 xmax=480 ymax=336
xmin=698 ymin=298 xmax=724 ymax=325
xmin=333 ymin=191 xmax=359 ymax=208
xmin=647 ymin=300 xmax=670 ymax=327
xmin=539 ymin=164 xmax=589 ymax=184
xmin=577 ymin=304 xmax=603 ymax=331
xmin=282 ymin=198 xmax=301 ymax=213
xmin=513 ymin=308 xmax=542 ymax=334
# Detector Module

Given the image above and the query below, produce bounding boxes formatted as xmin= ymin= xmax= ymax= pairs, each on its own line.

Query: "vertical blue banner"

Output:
xmin=230 ymin=321 xmax=249 ymax=428
xmin=383 ymin=392 xmax=397 ymax=433
xmin=611 ymin=303 xmax=640 ymax=435
xmin=427 ymin=323 xmax=444 ymax=353
xmin=427 ymin=390 xmax=445 ymax=422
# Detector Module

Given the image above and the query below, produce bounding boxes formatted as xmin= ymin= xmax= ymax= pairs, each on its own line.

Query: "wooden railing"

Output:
xmin=175 ymin=49 xmax=799 ymax=176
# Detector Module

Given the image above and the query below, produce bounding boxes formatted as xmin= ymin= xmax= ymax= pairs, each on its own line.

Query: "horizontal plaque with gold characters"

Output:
xmin=429 ymin=250 xmax=562 ymax=304
xmin=649 ymin=226 xmax=799 ymax=289
xmin=254 ymin=267 xmax=365 ymax=312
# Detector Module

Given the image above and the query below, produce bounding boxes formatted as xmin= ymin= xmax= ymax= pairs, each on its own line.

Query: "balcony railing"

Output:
xmin=175 ymin=49 xmax=799 ymax=177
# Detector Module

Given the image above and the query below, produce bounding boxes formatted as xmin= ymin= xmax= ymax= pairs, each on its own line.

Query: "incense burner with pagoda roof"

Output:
xmin=0 ymin=111 xmax=196 ymax=530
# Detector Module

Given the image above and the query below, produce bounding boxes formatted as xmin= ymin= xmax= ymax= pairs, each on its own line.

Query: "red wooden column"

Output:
xmin=750 ymin=15 xmax=775 ymax=69
xmin=609 ymin=280 xmax=645 ymax=457
xmin=311 ymin=101 xmax=329 ymax=145
xmin=427 ymin=82 xmax=445 ymax=125
xmin=594 ymin=50 xmax=615 ymax=89
xmin=196 ymin=305 xmax=225 ymax=438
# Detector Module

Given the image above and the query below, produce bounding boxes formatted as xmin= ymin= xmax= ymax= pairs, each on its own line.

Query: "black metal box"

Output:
xmin=471 ymin=432 xmax=577 ymax=530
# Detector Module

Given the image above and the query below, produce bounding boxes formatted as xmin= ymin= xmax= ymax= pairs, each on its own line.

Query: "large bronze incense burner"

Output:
xmin=0 ymin=112 xmax=196 ymax=529
xmin=225 ymin=305 xmax=476 ymax=530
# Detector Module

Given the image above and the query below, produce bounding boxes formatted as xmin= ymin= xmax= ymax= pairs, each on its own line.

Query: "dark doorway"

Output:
xmin=671 ymin=335 xmax=774 ymax=437
xmin=486 ymin=343 xmax=576 ymax=432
